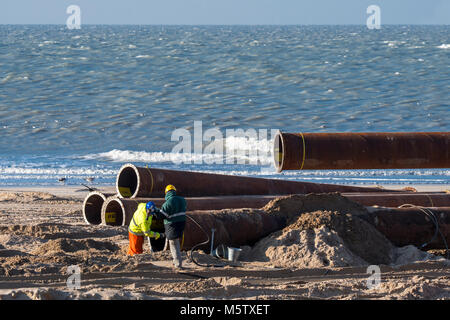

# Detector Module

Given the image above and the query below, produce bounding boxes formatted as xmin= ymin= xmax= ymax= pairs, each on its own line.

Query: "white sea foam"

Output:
xmin=384 ymin=40 xmax=406 ymax=48
xmin=82 ymin=135 xmax=275 ymax=165
xmin=437 ymin=44 xmax=450 ymax=49
xmin=1 ymin=160 xmax=448 ymax=186
xmin=135 ymin=55 xmax=151 ymax=59
xmin=1 ymin=74 xmax=13 ymax=84
xmin=0 ymin=167 xmax=116 ymax=176
xmin=223 ymin=135 xmax=273 ymax=154
xmin=38 ymin=40 xmax=56 ymax=47
xmin=81 ymin=149 xmax=273 ymax=166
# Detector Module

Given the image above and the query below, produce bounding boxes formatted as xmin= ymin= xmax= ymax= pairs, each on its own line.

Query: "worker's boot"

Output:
xmin=169 ymin=239 xmax=183 ymax=269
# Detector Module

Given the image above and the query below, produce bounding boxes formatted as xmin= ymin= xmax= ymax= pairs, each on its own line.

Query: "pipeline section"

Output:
xmin=101 ymin=197 xmax=450 ymax=250
xmin=116 ymin=163 xmax=396 ymax=198
xmin=82 ymin=192 xmax=116 ymax=225
xmin=274 ymin=131 xmax=450 ymax=171
xmin=83 ymin=192 xmax=450 ymax=226
xmin=367 ymin=206 xmax=450 ymax=249
xmin=343 ymin=192 xmax=450 ymax=208
xmin=101 ymin=198 xmax=285 ymax=250
xmin=101 ymin=197 xmax=280 ymax=226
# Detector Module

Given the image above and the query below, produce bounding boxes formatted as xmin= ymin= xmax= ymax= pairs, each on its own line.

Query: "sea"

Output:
xmin=0 ymin=25 xmax=448 ymax=187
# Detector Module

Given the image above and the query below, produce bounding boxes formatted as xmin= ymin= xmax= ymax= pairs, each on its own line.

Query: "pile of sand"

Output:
xmin=247 ymin=210 xmax=393 ymax=268
xmin=263 ymin=193 xmax=369 ymax=222
xmin=0 ymin=237 xmax=135 ymax=277
xmin=31 ymin=238 xmax=120 ymax=256
xmin=248 ymin=194 xmax=396 ymax=268
xmin=0 ymin=224 xmax=73 ymax=240
xmin=391 ymin=245 xmax=444 ymax=266
xmin=248 ymin=224 xmax=368 ymax=268
xmin=0 ymin=223 xmax=124 ymax=241
xmin=247 ymin=199 xmax=445 ymax=268
xmin=0 ymin=227 xmax=135 ymax=277
xmin=284 ymin=210 xmax=394 ymax=264
xmin=0 ymin=192 xmax=58 ymax=203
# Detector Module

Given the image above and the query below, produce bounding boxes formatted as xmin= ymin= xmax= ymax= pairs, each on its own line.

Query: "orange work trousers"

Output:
xmin=127 ymin=232 xmax=144 ymax=256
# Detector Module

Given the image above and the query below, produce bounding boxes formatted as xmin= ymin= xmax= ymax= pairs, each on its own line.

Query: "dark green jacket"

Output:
xmin=155 ymin=190 xmax=186 ymax=225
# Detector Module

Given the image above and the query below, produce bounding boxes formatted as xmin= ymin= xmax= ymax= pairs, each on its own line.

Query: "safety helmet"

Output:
xmin=146 ymin=201 xmax=156 ymax=212
xmin=165 ymin=184 xmax=176 ymax=194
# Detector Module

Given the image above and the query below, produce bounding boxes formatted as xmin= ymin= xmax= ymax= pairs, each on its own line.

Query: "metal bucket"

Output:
xmin=227 ymin=247 xmax=242 ymax=262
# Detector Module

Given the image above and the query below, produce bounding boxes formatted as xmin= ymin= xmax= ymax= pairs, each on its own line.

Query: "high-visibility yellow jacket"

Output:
xmin=128 ymin=203 xmax=160 ymax=238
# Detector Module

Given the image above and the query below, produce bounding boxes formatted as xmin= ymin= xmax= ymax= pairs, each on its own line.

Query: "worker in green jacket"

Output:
xmin=153 ymin=185 xmax=186 ymax=269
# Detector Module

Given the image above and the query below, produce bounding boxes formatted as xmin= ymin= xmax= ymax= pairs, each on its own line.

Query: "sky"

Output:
xmin=0 ymin=0 xmax=449 ymax=25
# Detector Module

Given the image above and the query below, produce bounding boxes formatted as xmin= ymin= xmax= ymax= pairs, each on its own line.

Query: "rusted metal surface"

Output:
xmin=367 ymin=206 xmax=450 ymax=249
xmin=101 ymin=197 xmax=285 ymax=250
xmin=102 ymin=198 xmax=136 ymax=226
xmin=82 ymin=192 xmax=116 ymax=225
xmin=90 ymin=192 xmax=450 ymax=226
xmin=343 ymin=192 xmax=450 ymax=208
xmin=182 ymin=210 xmax=286 ymax=250
xmin=274 ymin=131 xmax=450 ymax=171
xmin=101 ymin=196 xmax=280 ymax=227
xmin=116 ymin=163 xmax=394 ymax=198
xmin=101 ymin=197 xmax=450 ymax=250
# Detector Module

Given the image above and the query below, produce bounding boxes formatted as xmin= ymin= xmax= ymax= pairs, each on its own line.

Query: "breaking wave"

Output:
xmin=81 ymin=136 xmax=275 ymax=165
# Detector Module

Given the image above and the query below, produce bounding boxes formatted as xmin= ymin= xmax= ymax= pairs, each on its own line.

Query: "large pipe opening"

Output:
xmin=102 ymin=198 xmax=125 ymax=226
xmin=82 ymin=193 xmax=106 ymax=225
xmin=148 ymin=219 xmax=166 ymax=252
xmin=274 ymin=131 xmax=284 ymax=172
xmin=116 ymin=164 xmax=139 ymax=198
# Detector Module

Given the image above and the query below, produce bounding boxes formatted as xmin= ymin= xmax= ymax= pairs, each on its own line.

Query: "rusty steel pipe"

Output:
xmin=99 ymin=193 xmax=450 ymax=226
xmin=96 ymin=192 xmax=450 ymax=225
xmin=367 ymin=206 xmax=450 ymax=249
xmin=274 ymin=131 xmax=450 ymax=171
xmin=182 ymin=210 xmax=286 ymax=250
xmin=343 ymin=192 xmax=450 ymax=208
xmin=101 ymin=196 xmax=278 ymax=226
xmin=82 ymin=192 xmax=116 ymax=225
xmin=102 ymin=197 xmax=136 ymax=226
xmin=101 ymin=197 xmax=285 ymax=250
xmin=190 ymin=206 xmax=450 ymax=251
xmin=102 ymin=197 xmax=450 ymax=250
xmin=116 ymin=163 xmax=394 ymax=198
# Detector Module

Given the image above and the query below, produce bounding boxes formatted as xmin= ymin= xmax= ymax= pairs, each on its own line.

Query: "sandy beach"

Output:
xmin=1 ymin=13 xmax=449 ymax=305
xmin=0 ymin=185 xmax=448 ymax=300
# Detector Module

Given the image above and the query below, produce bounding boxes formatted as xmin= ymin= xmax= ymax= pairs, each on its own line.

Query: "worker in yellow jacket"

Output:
xmin=127 ymin=201 xmax=164 ymax=256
